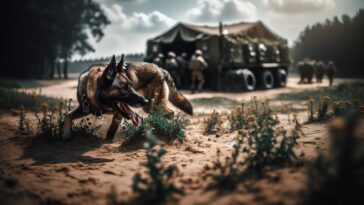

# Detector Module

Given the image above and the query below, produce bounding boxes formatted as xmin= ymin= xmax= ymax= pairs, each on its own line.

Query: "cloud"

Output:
xmin=186 ymin=0 xmax=257 ymax=23
xmin=101 ymin=4 xmax=175 ymax=32
xmin=262 ymin=0 xmax=335 ymax=13
xmin=129 ymin=11 xmax=175 ymax=32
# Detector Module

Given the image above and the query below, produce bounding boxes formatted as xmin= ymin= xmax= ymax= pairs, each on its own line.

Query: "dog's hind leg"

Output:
xmin=154 ymin=82 xmax=174 ymax=118
xmin=105 ymin=112 xmax=122 ymax=142
xmin=61 ymin=105 xmax=88 ymax=141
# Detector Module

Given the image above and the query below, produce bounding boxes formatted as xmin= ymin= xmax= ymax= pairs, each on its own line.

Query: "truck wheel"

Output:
xmin=242 ymin=69 xmax=256 ymax=91
xmin=275 ymin=69 xmax=287 ymax=87
xmin=260 ymin=70 xmax=274 ymax=89
xmin=221 ymin=70 xmax=245 ymax=91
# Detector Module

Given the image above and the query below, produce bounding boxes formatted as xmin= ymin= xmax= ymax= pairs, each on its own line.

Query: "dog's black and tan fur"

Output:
xmin=61 ymin=55 xmax=193 ymax=141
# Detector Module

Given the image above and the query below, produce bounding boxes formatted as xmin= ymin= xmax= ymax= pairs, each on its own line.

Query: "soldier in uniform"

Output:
xmin=306 ymin=59 xmax=315 ymax=84
xmin=176 ymin=52 xmax=189 ymax=87
xmin=297 ymin=60 xmax=305 ymax=84
xmin=189 ymin=50 xmax=208 ymax=93
xmin=153 ymin=53 xmax=165 ymax=68
xmin=165 ymin=51 xmax=180 ymax=87
xmin=315 ymin=61 xmax=325 ymax=83
xmin=326 ymin=61 xmax=336 ymax=86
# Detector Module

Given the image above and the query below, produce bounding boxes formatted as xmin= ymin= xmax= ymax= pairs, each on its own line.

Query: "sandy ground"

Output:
xmin=0 ymin=76 xmax=360 ymax=205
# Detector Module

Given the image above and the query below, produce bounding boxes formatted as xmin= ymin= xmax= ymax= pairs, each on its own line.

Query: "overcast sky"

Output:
xmin=75 ymin=0 xmax=364 ymax=59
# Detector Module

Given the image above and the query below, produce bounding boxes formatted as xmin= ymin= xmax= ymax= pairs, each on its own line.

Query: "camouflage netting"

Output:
xmin=148 ymin=21 xmax=287 ymax=45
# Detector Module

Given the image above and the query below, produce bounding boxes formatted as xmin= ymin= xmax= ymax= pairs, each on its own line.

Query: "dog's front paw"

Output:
xmin=61 ymin=121 xmax=72 ymax=141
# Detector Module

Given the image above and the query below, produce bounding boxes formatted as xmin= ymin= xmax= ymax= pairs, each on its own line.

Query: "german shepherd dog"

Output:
xmin=61 ymin=55 xmax=193 ymax=141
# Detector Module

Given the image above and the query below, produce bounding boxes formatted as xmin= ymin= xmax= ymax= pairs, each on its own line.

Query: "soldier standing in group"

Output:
xmin=306 ymin=59 xmax=315 ymax=84
xmin=176 ymin=52 xmax=189 ymax=87
xmin=189 ymin=50 xmax=207 ymax=93
xmin=315 ymin=61 xmax=325 ymax=83
xmin=165 ymin=51 xmax=180 ymax=87
xmin=326 ymin=61 xmax=336 ymax=86
xmin=153 ymin=53 xmax=165 ymax=68
xmin=297 ymin=60 xmax=305 ymax=84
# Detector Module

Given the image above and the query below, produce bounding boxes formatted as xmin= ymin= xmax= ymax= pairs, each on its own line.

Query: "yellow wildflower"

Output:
xmin=309 ymin=97 xmax=314 ymax=104
xmin=236 ymin=106 xmax=242 ymax=112
xmin=329 ymin=117 xmax=346 ymax=134
xmin=42 ymin=103 xmax=48 ymax=115
xmin=246 ymin=114 xmax=255 ymax=122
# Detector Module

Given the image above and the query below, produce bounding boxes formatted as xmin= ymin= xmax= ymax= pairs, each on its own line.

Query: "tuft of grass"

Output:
xmin=204 ymin=110 xmax=223 ymax=134
xmin=228 ymin=102 xmax=247 ymax=131
xmin=0 ymin=88 xmax=59 ymax=112
xmin=17 ymin=106 xmax=32 ymax=135
xmin=17 ymin=99 xmax=100 ymax=140
xmin=306 ymin=95 xmax=363 ymax=123
xmin=122 ymin=110 xmax=188 ymax=144
xmin=300 ymin=113 xmax=364 ymax=205
xmin=131 ymin=130 xmax=183 ymax=203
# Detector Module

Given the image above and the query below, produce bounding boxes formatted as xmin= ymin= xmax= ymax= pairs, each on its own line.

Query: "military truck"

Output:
xmin=145 ymin=21 xmax=290 ymax=91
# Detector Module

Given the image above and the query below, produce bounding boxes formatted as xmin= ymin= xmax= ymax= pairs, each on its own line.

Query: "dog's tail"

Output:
xmin=162 ymin=69 xmax=193 ymax=115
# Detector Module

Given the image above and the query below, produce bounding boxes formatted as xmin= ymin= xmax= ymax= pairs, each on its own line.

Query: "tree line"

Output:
xmin=67 ymin=53 xmax=144 ymax=74
xmin=2 ymin=0 xmax=110 ymax=79
xmin=292 ymin=9 xmax=364 ymax=77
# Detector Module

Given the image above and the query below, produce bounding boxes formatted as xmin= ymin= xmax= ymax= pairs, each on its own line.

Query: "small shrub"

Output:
xmin=228 ymin=103 xmax=246 ymax=131
xmin=132 ymin=130 xmax=183 ymax=203
xmin=123 ymin=110 xmax=188 ymax=144
xmin=240 ymin=110 xmax=301 ymax=172
xmin=204 ymin=97 xmax=302 ymax=190
xmin=34 ymin=103 xmax=58 ymax=137
xmin=17 ymin=106 xmax=32 ymax=135
xmin=30 ymin=99 xmax=99 ymax=139
xmin=317 ymin=96 xmax=330 ymax=120
xmin=204 ymin=110 xmax=223 ymax=134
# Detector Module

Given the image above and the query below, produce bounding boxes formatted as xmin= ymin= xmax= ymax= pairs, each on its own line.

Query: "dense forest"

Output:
xmin=2 ymin=0 xmax=110 ymax=79
xmin=292 ymin=9 xmax=364 ymax=77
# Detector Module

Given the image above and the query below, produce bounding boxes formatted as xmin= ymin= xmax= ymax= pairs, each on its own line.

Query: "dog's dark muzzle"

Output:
xmin=123 ymin=96 xmax=149 ymax=108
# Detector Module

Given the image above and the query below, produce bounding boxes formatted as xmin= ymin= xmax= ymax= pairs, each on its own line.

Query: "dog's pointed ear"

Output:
xmin=101 ymin=55 xmax=117 ymax=87
xmin=116 ymin=54 xmax=125 ymax=73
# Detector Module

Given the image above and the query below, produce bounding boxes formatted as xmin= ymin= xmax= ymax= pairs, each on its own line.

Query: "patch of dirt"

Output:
xmin=0 ymin=77 xmax=358 ymax=205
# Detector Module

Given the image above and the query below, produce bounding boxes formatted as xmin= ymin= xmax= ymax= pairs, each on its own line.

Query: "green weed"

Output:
xmin=131 ymin=130 xmax=183 ymax=203
xmin=204 ymin=110 xmax=223 ymax=134
xmin=204 ymin=97 xmax=302 ymax=190
xmin=123 ymin=110 xmax=188 ymax=144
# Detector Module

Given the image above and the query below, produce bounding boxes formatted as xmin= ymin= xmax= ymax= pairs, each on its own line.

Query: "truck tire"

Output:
xmin=275 ymin=69 xmax=287 ymax=87
xmin=260 ymin=70 xmax=274 ymax=89
xmin=221 ymin=70 xmax=245 ymax=92
xmin=242 ymin=69 xmax=256 ymax=91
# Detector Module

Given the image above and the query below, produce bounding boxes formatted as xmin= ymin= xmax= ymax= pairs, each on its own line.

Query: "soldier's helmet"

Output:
xmin=168 ymin=51 xmax=176 ymax=58
xmin=195 ymin=50 xmax=203 ymax=56
xmin=181 ymin=52 xmax=187 ymax=58
xmin=158 ymin=53 xmax=164 ymax=58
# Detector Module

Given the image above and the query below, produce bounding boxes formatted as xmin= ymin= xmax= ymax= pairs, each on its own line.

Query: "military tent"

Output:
xmin=146 ymin=21 xmax=287 ymax=67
